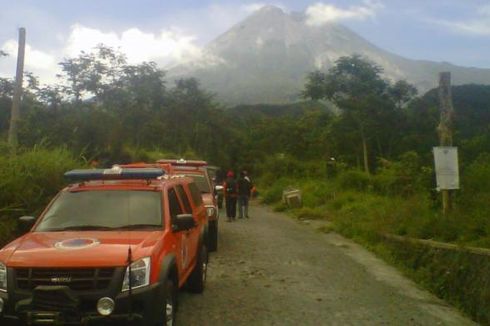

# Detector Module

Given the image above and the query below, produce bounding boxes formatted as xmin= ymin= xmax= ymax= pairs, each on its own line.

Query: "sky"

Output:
xmin=1 ymin=0 xmax=489 ymax=85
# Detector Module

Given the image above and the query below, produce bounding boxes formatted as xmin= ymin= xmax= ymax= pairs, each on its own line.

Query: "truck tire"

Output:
xmin=186 ymin=244 xmax=208 ymax=293
xmin=158 ymin=278 xmax=177 ymax=326
xmin=208 ymin=220 xmax=218 ymax=252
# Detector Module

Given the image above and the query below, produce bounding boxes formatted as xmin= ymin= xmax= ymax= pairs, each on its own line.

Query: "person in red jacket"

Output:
xmin=223 ymin=170 xmax=238 ymax=221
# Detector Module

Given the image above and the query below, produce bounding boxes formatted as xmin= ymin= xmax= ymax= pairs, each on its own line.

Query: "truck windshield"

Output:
xmin=36 ymin=190 xmax=162 ymax=231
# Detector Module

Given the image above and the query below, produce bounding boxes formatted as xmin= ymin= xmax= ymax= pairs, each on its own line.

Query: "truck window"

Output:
xmin=168 ymin=188 xmax=183 ymax=219
xmin=188 ymin=182 xmax=203 ymax=206
xmin=176 ymin=185 xmax=192 ymax=213
xmin=182 ymin=173 xmax=211 ymax=193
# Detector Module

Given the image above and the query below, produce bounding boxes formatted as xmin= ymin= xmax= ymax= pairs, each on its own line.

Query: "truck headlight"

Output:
xmin=121 ymin=257 xmax=150 ymax=292
xmin=0 ymin=263 xmax=6 ymax=292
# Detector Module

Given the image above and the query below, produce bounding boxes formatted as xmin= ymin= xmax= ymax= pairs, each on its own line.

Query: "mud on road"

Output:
xmin=178 ymin=202 xmax=474 ymax=325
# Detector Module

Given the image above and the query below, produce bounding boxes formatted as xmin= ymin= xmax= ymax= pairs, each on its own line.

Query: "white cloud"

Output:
xmin=1 ymin=23 xmax=226 ymax=85
xmin=305 ymin=0 xmax=383 ymax=26
xmin=63 ymin=24 xmax=222 ymax=67
xmin=1 ymin=39 xmax=58 ymax=83
xmin=2 ymin=40 xmax=55 ymax=70
xmin=434 ymin=5 xmax=490 ymax=36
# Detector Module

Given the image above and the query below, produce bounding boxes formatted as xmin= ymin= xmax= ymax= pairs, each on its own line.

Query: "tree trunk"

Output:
xmin=360 ymin=128 xmax=370 ymax=175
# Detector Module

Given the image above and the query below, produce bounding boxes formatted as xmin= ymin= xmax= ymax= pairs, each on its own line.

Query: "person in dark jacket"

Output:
xmin=223 ymin=170 xmax=238 ymax=221
xmin=237 ymin=170 xmax=253 ymax=219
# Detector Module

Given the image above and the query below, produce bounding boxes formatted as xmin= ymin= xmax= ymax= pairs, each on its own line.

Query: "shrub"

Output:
xmin=336 ymin=170 xmax=371 ymax=191
xmin=372 ymin=151 xmax=430 ymax=197
xmin=299 ymin=179 xmax=336 ymax=207
xmin=259 ymin=177 xmax=295 ymax=204
xmin=0 ymin=146 xmax=82 ymax=218
xmin=258 ymin=154 xmax=326 ymax=180
xmin=460 ymin=153 xmax=490 ymax=198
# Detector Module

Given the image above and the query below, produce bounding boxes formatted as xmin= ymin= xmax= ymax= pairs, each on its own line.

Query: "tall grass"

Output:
xmin=257 ymin=151 xmax=490 ymax=248
xmin=0 ymin=145 xmax=82 ymax=245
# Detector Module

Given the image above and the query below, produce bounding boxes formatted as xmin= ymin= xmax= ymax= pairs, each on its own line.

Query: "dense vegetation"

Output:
xmin=1 ymin=47 xmax=489 ymax=239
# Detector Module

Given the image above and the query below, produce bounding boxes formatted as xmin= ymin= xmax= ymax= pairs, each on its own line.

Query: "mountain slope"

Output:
xmin=169 ymin=6 xmax=490 ymax=105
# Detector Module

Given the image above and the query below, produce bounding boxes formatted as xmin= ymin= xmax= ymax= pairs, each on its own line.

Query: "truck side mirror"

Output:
xmin=18 ymin=216 xmax=36 ymax=234
xmin=171 ymin=214 xmax=196 ymax=232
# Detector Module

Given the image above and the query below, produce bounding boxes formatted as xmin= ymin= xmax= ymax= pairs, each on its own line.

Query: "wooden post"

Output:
xmin=8 ymin=27 xmax=26 ymax=147
xmin=437 ymin=72 xmax=454 ymax=215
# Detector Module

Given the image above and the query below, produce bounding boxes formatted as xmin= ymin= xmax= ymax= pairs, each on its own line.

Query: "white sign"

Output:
xmin=433 ymin=147 xmax=459 ymax=190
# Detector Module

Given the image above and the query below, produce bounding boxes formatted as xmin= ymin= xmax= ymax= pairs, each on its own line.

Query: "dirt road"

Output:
xmin=178 ymin=202 xmax=475 ymax=325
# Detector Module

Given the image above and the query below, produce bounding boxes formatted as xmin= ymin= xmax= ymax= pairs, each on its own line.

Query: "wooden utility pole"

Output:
xmin=437 ymin=72 xmax=454 ymax=215
xmin=8 ymin=27 xmax=26 ymax=147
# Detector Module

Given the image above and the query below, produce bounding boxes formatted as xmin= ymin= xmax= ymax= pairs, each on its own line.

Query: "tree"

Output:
xmin=0 ymin=51 xmax=13 ymax=97
xmin=57 ymin=45 xmax=127 ymax=103
xmin=303 ymin=55 xmax=412 ymax=174
xmin=388 ymin=80 xmax=418 ymax=109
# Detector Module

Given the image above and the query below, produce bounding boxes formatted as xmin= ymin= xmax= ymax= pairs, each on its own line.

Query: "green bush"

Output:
xmin=259 ymin=177 xmax=295 ymax=204
xmin=336 ymin=170 xmax=371 ymax=191
xmin=460 ymin=153 xmax=490 ymax=199
xmin=300 ymin=179 xmax=336 ymax=207
xmin=372 ymin=152 xmax=430 ymax=197
xmin=258 ymin=154 xmax=326 ymax=180
xmin=0 ymin=146 xmax=82 ymax=218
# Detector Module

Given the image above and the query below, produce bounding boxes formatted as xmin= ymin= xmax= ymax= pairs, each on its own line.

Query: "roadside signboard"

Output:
xmin=433 ymin=146 xmax=459 ymax=190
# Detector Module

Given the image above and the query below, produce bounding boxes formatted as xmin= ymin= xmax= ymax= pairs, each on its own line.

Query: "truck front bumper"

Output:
xmin=0 ymin=282 xmax=164 ymax=325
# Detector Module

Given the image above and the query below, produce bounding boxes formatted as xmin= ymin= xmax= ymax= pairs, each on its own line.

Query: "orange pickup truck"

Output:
xmin=157 ymin=159 xmax=220 ymax=252
xmin=0 ymin=167 xmax=208 ymax=325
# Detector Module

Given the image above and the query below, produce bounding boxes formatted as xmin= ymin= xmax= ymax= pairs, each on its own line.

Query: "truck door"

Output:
xmin=168 ymin=188 xmax=191 ymax=275
xmin=175 ymin=185 xmax=199 ymax=270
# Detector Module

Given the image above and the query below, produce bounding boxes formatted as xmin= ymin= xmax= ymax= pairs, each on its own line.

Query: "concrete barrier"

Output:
xmin=380 ymin=233 xmax=490 ymax=324
xmin=282 ymin=188 xmax=302 ymax=208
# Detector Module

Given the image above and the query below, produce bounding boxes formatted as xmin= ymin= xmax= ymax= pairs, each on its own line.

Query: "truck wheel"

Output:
xmin=186 ymin=244 xmax=208 ymax=293
xmin=208 ymin=220 xmax=218 ymax=252
xmin=159 ymin=278 xmax=176 ymax=326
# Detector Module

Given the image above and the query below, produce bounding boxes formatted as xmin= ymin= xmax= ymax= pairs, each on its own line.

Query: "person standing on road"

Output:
xmin=237 ymin=170 xmax=253 ymax=219
xmin=223 ymin=171 xmax=238 ymax=221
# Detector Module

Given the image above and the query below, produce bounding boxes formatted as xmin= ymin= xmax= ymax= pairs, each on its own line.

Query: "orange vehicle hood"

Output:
xmin=3 ymin=231 xmax=164 ymax=268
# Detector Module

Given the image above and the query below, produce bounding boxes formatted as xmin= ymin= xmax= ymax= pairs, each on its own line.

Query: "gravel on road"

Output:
xmin=177 ymin=202 xmax=475 ymax=326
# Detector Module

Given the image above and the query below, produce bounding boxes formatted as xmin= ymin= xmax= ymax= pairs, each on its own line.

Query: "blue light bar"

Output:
xmin=64 ymin=167 xmax=165 ymax=181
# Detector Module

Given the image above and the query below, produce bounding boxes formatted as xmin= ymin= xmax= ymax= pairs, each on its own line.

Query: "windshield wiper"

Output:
xmin=112 ymin=224 xmax=162 ymax=230
xmin=44 ymin=225 xmax=114 ymax=231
